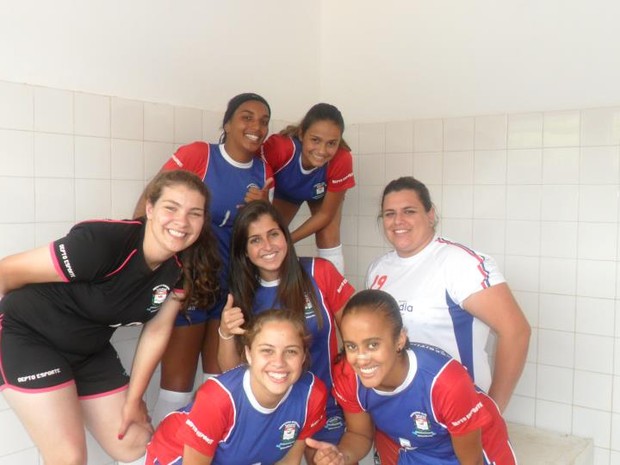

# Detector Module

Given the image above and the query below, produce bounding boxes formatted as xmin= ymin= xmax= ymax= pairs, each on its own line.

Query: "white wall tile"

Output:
xmin=34 ymin=87 xmax=73 ymax=134
xmin=540 ymin=221 xmax=578 ymax=258
xmin=472 ymin=219 xmax=506 ymax=254
xmin=111 ymin=139 xmax=143 ymax=180
xmin=540 ymin=257 xmax=577 ymax=294
xmin=513 ymin=290 xmax=539 ymax=328
xmin=74 ymin=92 xmax=110 ymax=137
xmin=441 ymin=185 xmax=473 ymax=219
xmin=144 ymin=102 xmax=174 ymax=142
xmin=412 ymin=152 xmax=442 ymax=184
xmin=538 ymin=329 xmax=575 ymax=368
xmin=579 ymin=185 xmax=619 ymax=223
xmin=440 ymin=218 xmax=473 ymax=246
xmin=0 ymin=224 xmax=35 ymax=257
xmin=505 ymin=220 xmax=540 ymax=256
xmin=385 ymin=121 xmax=414 ymax=153
xmin=35 ymin=178 xmax=75 ymax=222
xmin=507 ymin=112 xmax=543 ymax=149
xmin=0 ymin=409 xmax=34 ymax=456
xmin=504 ymin=256 xmax=540 ymax=292
xmin=514 ymin=361 xmax=536 ymax=397
xmin=475 ymin=114 xmax=507 ymax=150
xmin=74 ymin=136 xmax=110 ymax=179
xmin=443 ymin=151 xmax=473 ymax=184
xmin=0 ymin=81 xmax=33 ymax=131
xmin=580 ymin=146 xmax=620 ymax=185
xmin=474 ymin=150 xmax=506 ymax=185
xmin=506 ymin=149 xmax=542 ymax=184
xmin=0 ymin=177 xmax=35 ymax=222
xmin=385 ymin=153 xmax=413 ymax=182
xmin=506 ymin=185 xmax=541 ymax=220
xmin=542 ymin=147 xmax=580 ymax=184
xmin=357 ymin=184 xmax=383 ymax=217
xmin=111 ymin=97 xmax=144 ymax=140
xmin=575 ymin=335 xmax=614 ymax=374
xmin=544 ymin=110 xmax=580 ymax=147
xmin=357 ymin=215 xmax=383 ymax=247
xmin=0 ymin=129 xmax=34 ymax=177
xmin=535 ymin=400 xmax=573 ymax=435
xmin=344 ymin=123 xmax=359 ymax=155
xmin=574 ymin=370 xmax=613 ymax=410
xmin=581 ymin=106 xmax=620 ymax=146
xmin=202 ymin=110 xmax=223 ymax=142
xmin=35 ymin=222 xmax=74 ymax=247
xmin=541 ymin=185 xmax=579 ymax=221
xmin=342 ymin=184 xmax=359 ymax=217
xmin=593 ymin=447 xmax=610 ymax=465
xmin=504 ymin=395 xmax=535 ymax=425
xmin=357 ymin=153 xmax=386 ymax=186
xmin=473 ymin=185 xmax=506 ymax=219
xmin=443 ymin=117 xmax=474 ymax=151
xmin=75 ymin=179 xmax=111 ymax=221
xmin=539 ymin=293 xmax=575 ymax=332
xmin=34 ymin=133 xmax=74 ymax=178
xmin=111 ymin=180 xmax=144 ymax=219
xmin=144 ymin=141 xmax=174 ymax=181
xmin=577 ymin=259 xmax=616 ymax=299
xmin=537 ymin=365 xmax=573 ymax=403
xmin=357 ymin=123 xmax=385 ymax=155
xmin=578 ymin=222 xmax=617 ymax=260
xmin=414 ymin=119 xmax=443 ymax=152
xmin=0 ymin=447 xmax=39 ymax=465
xmin=174 ymin=106 xmax=203 ymax=144
xmin=575 ymin=297 xmax=614 ymax=337
xmin=572 ymin=406 xmax=611 ymax=447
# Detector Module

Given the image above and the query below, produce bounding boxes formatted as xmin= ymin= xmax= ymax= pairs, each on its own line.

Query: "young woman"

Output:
xmin=307 ymin=289 xmax=517 ymax=465
xmin=134 ymin=93 xmax=275 ymax=425
xmin=217 ymin=200 xmax=355 ymax=461
xmin=367 ymin=176 xmax=530 ymax=413
xmin=0 ymin=170 xmax=220 ymax=465
xmin=261 ymin=103 xmax=355 ymax=274
xmin=145 ymin=309 xmax=328 ymax=465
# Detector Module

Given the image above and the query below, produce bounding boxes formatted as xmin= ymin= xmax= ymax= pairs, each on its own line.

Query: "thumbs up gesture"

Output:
xmin=244 ymin=177 xmax=274 ymax=204
xmin=305 ymin=437 xmax=346 ymax=465
xmin=219 ymin=294 xmax=246 ymax=339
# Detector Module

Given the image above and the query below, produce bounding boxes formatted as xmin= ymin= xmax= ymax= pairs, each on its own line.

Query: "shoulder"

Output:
xmin=67 ymin=219 xmax=143 ymax=245
xmin=262 ymin=134 xmax=296 ymax=158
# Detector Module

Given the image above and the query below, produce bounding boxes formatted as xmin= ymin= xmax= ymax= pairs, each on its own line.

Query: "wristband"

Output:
xmin=218 ymin=326 xmax=234 ymax=340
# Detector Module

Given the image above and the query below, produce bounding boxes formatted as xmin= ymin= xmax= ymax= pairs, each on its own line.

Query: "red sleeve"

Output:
xmin=431 ymin=360 xmax=492 ymax=436
xmin=298 ymin=376 xmax=328 ymax=439
xmin=313 ymin=258 xmax=355 ymax=317
xmin=326 ymin=148 xmax=355 ymax=192
xmin=177 ymin=379 xmax=234 ymax=457
xmin=261 ymin=134 xmax=296 ymax=174
xmin=332 ymin=359 xmax=365 ymax=414
xmin=162 ymin=142 xmax=210 ymax=180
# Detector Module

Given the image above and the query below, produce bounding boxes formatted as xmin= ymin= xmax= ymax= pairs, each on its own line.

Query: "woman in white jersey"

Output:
xmin=366 ymin=176 xmax=530 ymax=412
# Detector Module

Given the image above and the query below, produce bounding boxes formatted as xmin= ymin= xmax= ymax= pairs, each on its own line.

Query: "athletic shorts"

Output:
xmin=174 ymin=291 xmax=226 ymax=326
xmin=0 ymin=316 xmax=128 ymax=397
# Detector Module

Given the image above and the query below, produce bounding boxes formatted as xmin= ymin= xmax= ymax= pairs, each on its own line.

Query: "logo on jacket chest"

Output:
xmin=277 ymin=420 xmax=300 ymax=449
xmin=147 ymin=284 xmax=171 ymax=313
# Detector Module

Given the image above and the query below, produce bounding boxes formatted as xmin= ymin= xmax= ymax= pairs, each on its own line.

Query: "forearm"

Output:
xmin=488 ymin=326 xmax=531 ymax=411
xmin=216 ymin=335 xmax=242 ymax=371
xmin=291 ymin=213 xmax=331 ymax=243
xmin=335 ymin=431 xmax=373 ymax=464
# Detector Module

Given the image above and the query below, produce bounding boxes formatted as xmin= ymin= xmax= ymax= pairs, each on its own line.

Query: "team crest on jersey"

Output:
xmin=325 ymin=415 xmax=344 ymax=431
xmin=277 ymin=421 xmax=300 ymax=449
xmin=411 ymin=411 xmax=435 ymax=437
xmin=312 ymin=182 xmax=326 ymax=199
xmin=303 ymin=293 xmax=315 ymax=318
xmin=147 ymin=284 xmax=171 ymax=313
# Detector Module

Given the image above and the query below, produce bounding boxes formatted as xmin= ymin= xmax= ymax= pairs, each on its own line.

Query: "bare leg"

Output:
xmin=272 ymin=198 xmax=301 ymax=227
xmin=81 ymin=389 xmax=151 ymax=462
xmin=201 ymin=318 xmax=223 ymax=375
xmin=3 ymin=385 xmax=87 ymax=465
xmin=309 ymin=199 xmax=344 ymax=249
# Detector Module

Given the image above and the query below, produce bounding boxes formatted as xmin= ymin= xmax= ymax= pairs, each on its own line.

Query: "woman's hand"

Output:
xmin=305 ymin=438 xmax=346 ymax=465
xmin=219 ymin=294 xmax=246 ymax=339
xmin=118 ymin=397 xmax=153 ymax=440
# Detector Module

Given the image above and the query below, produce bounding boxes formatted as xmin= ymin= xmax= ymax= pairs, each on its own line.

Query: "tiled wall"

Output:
xmin=2 ymin=78 xmax=620 ymax=464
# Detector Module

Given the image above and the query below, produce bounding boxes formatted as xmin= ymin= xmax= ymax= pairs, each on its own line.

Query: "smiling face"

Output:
xmin=145 ymin=183 xmax=206 ymax=265
xmin=299 ymin=120 xmax=342 ymax=170
xmin=245 ymin=213 xmax=288 ymax=281
xmin=341 ymin=309 xmax=408 ymax=391
xmin=381 ymin=189 xmax=436 ymax=258
xmin=224 ymin=100 xmax=270 ymax=161
xmin=245 ymin=320 xmax=306 ymax=408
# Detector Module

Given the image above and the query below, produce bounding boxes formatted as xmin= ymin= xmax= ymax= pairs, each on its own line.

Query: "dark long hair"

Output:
xmin=219 ymin=92 xmax=271 ymax=143
xmin=279 ymin=103 xmax=351 ymax=151
xmin=144 ymin=170 xmax=221 ymax=311
xmin=229 ymin=200 xmax=322 ymax=329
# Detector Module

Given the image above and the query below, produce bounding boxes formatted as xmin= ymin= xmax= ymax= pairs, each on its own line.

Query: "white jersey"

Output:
xmin=366 ymin=235 xmax=505 ymax=391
